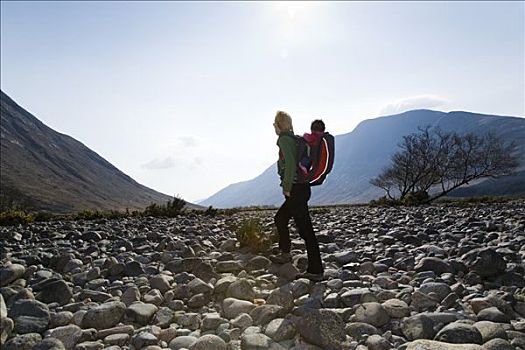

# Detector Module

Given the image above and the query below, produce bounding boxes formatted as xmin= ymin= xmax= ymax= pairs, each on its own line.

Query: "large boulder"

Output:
xmin=434 ymin=322 xmax=482 ymax=344
xmin=353 ymin=302 xmax=390 ymax=327
xmin=295 ymin=309 xmax=346 ymax=350
xmin=188 ymin=334 xmax=227 ymax=350
xmin=43 ymin=325 xmax=83 ymax=350
xmin=461 ymin=248 xmax=506 ymax=278
xmin=36 ymin=279 xmax=73 ymax=306
xmin=222 ymin=298 xmax=256 ymax=319
xmin=0 ymin=264 xmax=26 ymax=287
xmin=403 ymin=340 xmax=484 ymax=350
xmin=81 ymin=301 xmax=126 ymax=330
xmin=415 ymin=257 xmax=453 ymax=275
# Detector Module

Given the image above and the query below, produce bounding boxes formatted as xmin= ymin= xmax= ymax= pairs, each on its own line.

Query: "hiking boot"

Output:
xmin=296 ymin=272 xmax=324 ymax=282
xmin=269 ymin=253 xmax=292 ymax=264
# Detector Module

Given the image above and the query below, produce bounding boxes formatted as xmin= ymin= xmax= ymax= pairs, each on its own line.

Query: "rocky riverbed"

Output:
xmin=1 ymin=201 xmax=525 ymax=350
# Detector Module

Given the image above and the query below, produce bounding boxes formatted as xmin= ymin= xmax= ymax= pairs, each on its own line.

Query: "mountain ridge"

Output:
xmin=0 ymin=90 xmax=180 ymax=213
xmin=200 ymin=109 xmax=525 ymax=208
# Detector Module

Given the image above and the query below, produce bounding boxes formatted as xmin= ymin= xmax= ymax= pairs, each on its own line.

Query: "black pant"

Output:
xmin=274 ymin=183 xmax=323 ymax=274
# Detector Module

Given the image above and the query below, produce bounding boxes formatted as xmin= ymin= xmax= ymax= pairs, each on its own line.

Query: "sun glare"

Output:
xmin=275 ymin=1 xmax=313 ymax=20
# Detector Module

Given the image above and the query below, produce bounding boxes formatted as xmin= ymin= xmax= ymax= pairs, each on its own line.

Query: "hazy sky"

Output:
xmin=1 ymin=1 xmax=524 ymax=202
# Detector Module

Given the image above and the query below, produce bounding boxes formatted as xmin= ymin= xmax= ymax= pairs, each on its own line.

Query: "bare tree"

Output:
xmin=370 ymin=127 xmax=519 ymax=203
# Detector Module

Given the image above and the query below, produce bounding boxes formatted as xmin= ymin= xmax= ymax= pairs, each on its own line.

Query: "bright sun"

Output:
xmin=275 ymin=1 xmax=313 ymax=20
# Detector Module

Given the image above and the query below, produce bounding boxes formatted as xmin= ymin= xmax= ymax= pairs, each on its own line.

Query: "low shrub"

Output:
xmin=203 ymin=206 xmax=218 ymax=217
xmin=234 ymin=218 xmax=272 ymax=253
xmin=0 ymin=210 xmax=34 ymax=226
xmin=144 ymin=196 xmax=186 ymax=218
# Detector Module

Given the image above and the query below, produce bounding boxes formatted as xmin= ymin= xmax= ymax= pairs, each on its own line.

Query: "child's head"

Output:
xmin=311 ymin=119 xmax=325 ymax=133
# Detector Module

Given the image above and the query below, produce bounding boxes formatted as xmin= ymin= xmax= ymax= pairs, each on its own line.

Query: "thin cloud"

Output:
xmin=178 ymin=136 xmax=198 ymax=148
xmin=141 ymin=157 xmax=177 ymax=170
xmin=380 ymin=95 xmax=449 ymax=115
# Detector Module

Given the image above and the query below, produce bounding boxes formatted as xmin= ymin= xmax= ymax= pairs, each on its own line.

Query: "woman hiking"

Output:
xmin=270 ymin=111 xmax=324 ymax=281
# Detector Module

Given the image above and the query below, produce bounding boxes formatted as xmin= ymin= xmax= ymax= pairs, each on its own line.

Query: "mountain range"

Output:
xmin=1 ymin=90 xmax=175 ymax=213
xmin=2 ymin=90 xmax=523 ymax=212
xmin=200 ymin=110 xmax=525 ymax=208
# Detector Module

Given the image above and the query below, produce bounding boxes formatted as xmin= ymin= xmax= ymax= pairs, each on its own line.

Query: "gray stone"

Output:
xmin=37 ymin=279 xmax=73 ymax=306
xmin=74 ymin=341 xmax=104 ymax=350
xmin=96 ymin=325 xmax=134 ymax=339
xmin=1 ymin=317 xmax=14 ymax=344
xmin=249 ymin=305 xmax=284 ymax=326
xmin=15 ymin=315 xmax=50 ymax=334
xmin=132 ymin=331 xmax=158 ymax=349
xmin=201 ymin=313 xmax=228 ymax=331
xmin=121 ymin=286 xmax=140 ymax=306
xmin=188 ymin=293 xmax=208 ymax=309
xmin=415 ymin=257 xmax=453 ymax=275
xmin=345 ymin=322 xmax=379 ymax=340
xmin=9 ymin=299 xmax=50 ymax=334
xmin=215 ymin=261 xmax=244 ymax=274
xmin=81 ymin=301 xmax=126 ymax=330
xmin=126 ymin=302 xmax=158 ymax=325
xmin=266 ymin=287 xmax=294 ymax=312
xmin=341 ymin=288 xmax=376 ymax=307
xmin=44 ymin=325 xmax=83 ymax=350
xmin=103 ymin=333 xmax=130 ymax=346
xmin=143 ymin=288 xmax=163 ymax=305
xmin=419 ymin=282 xmax=452 ymax=302
xmin=382 ymin=299 xmax=410 ymax=318
xmin=33 ymin=338 xmax=66 ymax=350
xmin=188 ymin=334 xmax=227 ymax=350
xmin=213 ymin=276 xmax=237 ymax=295
xmin=461 ymin=248 xmax=506 ymax=278
xmin=176 ymin=312 xmax=201 ymax=331
xmin=246 ymin=256 xmax=271 ymax=271
xmin=153 ymin=307 xmax=175 ymax=328
xmin=473 ymin=321 xmax=507 ymax=343
xmin=277 ymin=263 xmax=299 ymax=280
xmin=223 ymin=298 xmax=256 ymax=319
xmin=295 ymin=309 xmax=346 ymax=350
xmin=50 ymin=311 xmax=74 ymax=328
xmin=1 ymin=293 xmax=7 ymax=317
xmin=226 ymin=278 xmax=255 ymax=301
xmin=402 ymin=314 xmax=436 ymax=341
xmin=366 ymin=334 xmax=390 ymax=350
xmin=9 ymin=299 xmax=50 ymax=319
xmin=332 ymin=250 xmax=358 ymax=265
xmin=353 ymin=302 xmax=390 ymax=327
xmin=4 ymin=333 xmax=42 ymax=350
xmin=78 ymin=290 xmax=111 ymax=303
xmin=240 ymin=333 xmax=272 ymax=350
xmin=0 ymin=264 xmax=26 ymax=287
xmin=264 ymin=318 xmax=296 ymax=342
xmin=434 ymin=322 xmax=482 ymax=344
xmin=483 ymin=338 xmax=514 ymax=350
xmin=169 ymin=335 xmax=198 ymax=350
xmin=476 ymin=307 xmax=510 ymax=323
xmin=231 ymin=313 xmax=253 ymax=330
xmin=469 ymin=297 xmax=492 ymax=314
xmin=411 ymin=291 xmax=439 ymax=311
xmin=403 ymin=340 xmax=484 ymax=350
xmin=188 ymin=278 xmax=213 ymax=295
xmin=149 ymin=275 xmax=171 ymax=293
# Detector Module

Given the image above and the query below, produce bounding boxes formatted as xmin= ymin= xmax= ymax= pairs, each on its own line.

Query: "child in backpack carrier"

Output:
xmin=298 ymin=119 xmax=326 ymax=176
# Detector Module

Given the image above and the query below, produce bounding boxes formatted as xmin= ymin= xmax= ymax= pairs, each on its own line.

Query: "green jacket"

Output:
xmin=277 ymin=131 xmax=298 ymax=192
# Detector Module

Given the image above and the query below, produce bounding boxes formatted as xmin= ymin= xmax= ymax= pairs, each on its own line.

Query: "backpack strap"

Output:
xmin=310 ymin=137 xmax=330 ymax=184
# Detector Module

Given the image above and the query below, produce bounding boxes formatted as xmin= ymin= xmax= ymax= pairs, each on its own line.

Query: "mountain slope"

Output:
xmin=0 ymin=90 xmax=174 ymax=213
xmin=201 ymin=110 xmax=525 ymax=208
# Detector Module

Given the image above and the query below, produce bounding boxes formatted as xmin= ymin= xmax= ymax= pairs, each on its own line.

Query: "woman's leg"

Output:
xmin=289 ymin=184 xmax=323 ymax=274
xmin=274 ymin=198 xmax=292 ymax=253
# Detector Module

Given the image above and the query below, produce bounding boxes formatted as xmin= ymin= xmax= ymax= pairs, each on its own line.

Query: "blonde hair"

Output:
xmin=274 ymin=111 xmax=293 ymax=132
